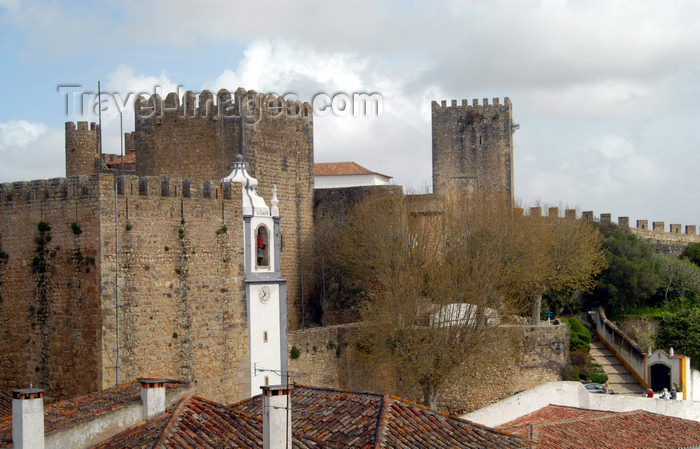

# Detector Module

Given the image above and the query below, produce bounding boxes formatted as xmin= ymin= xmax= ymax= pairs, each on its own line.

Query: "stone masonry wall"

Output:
xmin=134 ymin=91 xmax=241 ymax=180
xmin=133 ymin=89 xmax=314 ymax=329
xmin=289 ymin=322 xmax=569 ymax=414
xmin=65 ymin=122 xmax=100 ymax=176
xmin=432 ymin=98 xmax=513 ymax=200
xmin=0 ymin=174 xmax=251 ymax=404
xmin=0 ymin=177 xmax=102 ymax=402
xmin=98 ymin=174 xmax=250 ymax=404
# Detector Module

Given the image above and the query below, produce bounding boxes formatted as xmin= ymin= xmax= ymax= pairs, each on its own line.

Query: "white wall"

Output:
xmin=461 ymin=381 xmax=700 ymax=428
xmin=43 ymin=386 xmax=190 ymax=449
xmin=314 ymin=174 xmax=390 ymax=189
xmin=249 ymin=283 xmax=283 ymax=395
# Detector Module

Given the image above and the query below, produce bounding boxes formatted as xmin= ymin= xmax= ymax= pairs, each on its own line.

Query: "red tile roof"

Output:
xmin=91 ymin=395 xmax=324 ymax=449
xmin=0 ymin=394 xmax=10 ymax=420
xmin=0 ymin=379 xmax=189 ymax=447
xmin=497 ymin=404 xmax=615 ymax=437
xmin=107 ymin=149 xmax=136 ymax=167
xmin=314 ymin=162 xmax=390 ymax=179
xmin=497 ymin=405 xmax=700 ymax=449
xmin=92 ymin=385 xmax=532 ymax=448
xmin=230 ymin=385 xmax=532 ymax=448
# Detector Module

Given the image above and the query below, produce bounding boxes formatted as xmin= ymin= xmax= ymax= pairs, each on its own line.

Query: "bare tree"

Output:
xmin=332 ymin=192 xmax=531 ymax=408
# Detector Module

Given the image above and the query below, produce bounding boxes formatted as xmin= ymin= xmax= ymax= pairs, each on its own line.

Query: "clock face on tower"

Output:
xmin=258 ymin=286 xmax=271 ymax=304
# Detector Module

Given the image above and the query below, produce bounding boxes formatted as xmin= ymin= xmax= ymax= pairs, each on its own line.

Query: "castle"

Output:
xmin=1 ymin=90 xmax=698 ymax=405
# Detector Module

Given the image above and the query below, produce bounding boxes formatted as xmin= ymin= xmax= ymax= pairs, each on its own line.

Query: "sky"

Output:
xmin=0 ymin=0 xmax=699 ymax=226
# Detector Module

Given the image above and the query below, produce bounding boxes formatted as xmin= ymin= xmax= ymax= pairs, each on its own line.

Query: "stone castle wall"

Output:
xmin=288 ymin=322 xmax=569 ymax=414
xmin=598 ymin=212 xmax=699 ymax=256
xmin=0 ymin=177 xmax=102 ymax=402
xmin=432 ymin=98 xmax=514 ymax=200
xmin=132 ymin=89 xmax=314 ymax=328
xmin=0 ymin=175 xmax=251 ymax=404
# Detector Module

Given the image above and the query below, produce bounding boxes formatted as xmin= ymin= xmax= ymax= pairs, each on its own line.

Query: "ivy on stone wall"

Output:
xmin=32 ymin=221 xmax=54 ymax=390
xmin=0 ymin=232 xmax=7 ymax=307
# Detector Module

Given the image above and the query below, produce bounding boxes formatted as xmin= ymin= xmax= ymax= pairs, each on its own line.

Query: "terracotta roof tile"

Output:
xmin=498 ymin=405 xmax=700 ymax=449
xmin=314 ymin=162 xmax=390 ymax=178
xmin=107 ymin=149 xmax=136 ymax=167
xmin=0 ymin=379 xmax=188 ymax=447
xmin=93 ymin=384 xmax=531 ymax=448
xmin=0 ymin=394 xmax=11 ymax=420
xmin=496 ymin=404 xmax=615 ymax=437
xmin=230 ymin=385 xmax=532 ymax=448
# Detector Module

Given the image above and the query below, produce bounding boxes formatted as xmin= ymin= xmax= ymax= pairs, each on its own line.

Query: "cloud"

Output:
xmin=0 ymin=120 xmax=63 ymax=182
xmin=3 ymin=1 xmax=700 ymax=224
xmin=587 ymin=134 xmax=635 ymax=161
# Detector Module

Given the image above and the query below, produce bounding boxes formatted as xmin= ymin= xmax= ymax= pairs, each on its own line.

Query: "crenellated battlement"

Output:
xmin=431 ymin=97 xmax=511 ymax=111
xmin=135 ymin=88 xmax=313 ymax=122
xmin=514 ymin=207 xmax=700 ymax=253
xmin=65 ymin=121 xmax=100 ymax=132
xmin=0 ymin=175 xmax=246 ymax=204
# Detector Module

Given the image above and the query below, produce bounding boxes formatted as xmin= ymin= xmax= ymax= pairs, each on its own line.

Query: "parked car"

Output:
xmin=581 ymin=381 xmax=613 ymax=394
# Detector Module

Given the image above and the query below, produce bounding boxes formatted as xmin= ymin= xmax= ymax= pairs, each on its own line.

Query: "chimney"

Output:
xmin=12 ymin=387 xmax=45 ymax=449
xmin=262 ymin=385 xmax=292 ymax=449
xmin=139 ymin=379 xmax=166 ymax=420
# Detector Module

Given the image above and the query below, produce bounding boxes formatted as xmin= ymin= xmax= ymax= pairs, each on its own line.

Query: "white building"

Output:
xmin=314 ymin=162 xmax=392 ymax=189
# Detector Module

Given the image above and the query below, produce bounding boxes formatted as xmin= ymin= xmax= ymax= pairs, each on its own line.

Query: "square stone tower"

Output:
xmin=431 ymin=98 xmax=514 ymax=200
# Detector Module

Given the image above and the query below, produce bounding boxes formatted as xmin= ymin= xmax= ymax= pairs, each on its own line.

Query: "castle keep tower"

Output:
xmin=431 ymin=98 xmax=514 ymax=200
xmin=65 ymin=122 xmax=100 ymax=176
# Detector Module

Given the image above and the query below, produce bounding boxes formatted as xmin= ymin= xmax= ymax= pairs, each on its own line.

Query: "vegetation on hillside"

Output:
xmin=586 ymin=224 xmax=700 ymax=367
xmin=584 ymin=226 xmax=660 ymax=314
xmin=655 ymin=309 xmax=700 ymax=369
xmin=560 ymin=317 xmax=608 ymax=384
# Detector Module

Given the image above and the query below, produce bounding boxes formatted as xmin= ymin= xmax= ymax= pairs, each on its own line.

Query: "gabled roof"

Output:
xmin=497 ymin=405 xmax=700 ymax=449
xmin=0 ymin=379 xmax=189 ymax=447
xmin=93 ymin=385 xmax=532 ymax=448
xmin=231 ymin=385 xmax=532 ymax=448
xmin=314 ymin=162 xmax=391 ymax=179
xmin=91 ymin=396 xmax=323 ymax=449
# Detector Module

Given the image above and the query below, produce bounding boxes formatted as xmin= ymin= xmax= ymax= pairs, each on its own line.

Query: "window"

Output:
xmin=256 ymin=225 xmax=269 ymax=267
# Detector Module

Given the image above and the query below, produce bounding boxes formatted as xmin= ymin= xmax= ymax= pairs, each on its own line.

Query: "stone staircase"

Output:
xmin=589 ymin=337 xmax=646 ymax=396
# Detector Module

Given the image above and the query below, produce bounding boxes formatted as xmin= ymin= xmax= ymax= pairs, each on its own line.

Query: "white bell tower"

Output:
xmin=224 ymin=154 xmax=288 ymax=396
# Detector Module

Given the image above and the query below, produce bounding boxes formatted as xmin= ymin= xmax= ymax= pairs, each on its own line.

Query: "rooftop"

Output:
xmin=314 ymin=162 xmax=390 ymax=179
xmin=497 ymin=404 xmax=700 ymax=449
xmin=92 ymin=384 xmax=533 ymax=448
xmin=106 ymin=148 xmax=136 ymax=167
xmin=0 ymin=379 xmax=189 ymax=447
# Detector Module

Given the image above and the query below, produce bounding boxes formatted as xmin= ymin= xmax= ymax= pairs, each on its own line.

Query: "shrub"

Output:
xmin=589 ymin=372 xmax=609 ymax=384
xmin=562 ymin=317 xmax=592 ymax=352
xmin=70 ymin=222 xmax=82 ymax=235
xmin=37 ymin=221 xmax=51 ymax=232
xmin=290 ymin=346 xmax=301 ymax=360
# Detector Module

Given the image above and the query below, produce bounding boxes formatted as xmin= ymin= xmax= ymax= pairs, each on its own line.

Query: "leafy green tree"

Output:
xmin=681 ymin=243 xmax=700 ymax=268
xmin=518 ymin=215 xmax=607 ymax=325
xmin=656 ymin=309 xmax=700 ymax=369
xmin=656 ymin=255 xmax=700 ymax=306
xmin=586 ymin=228 xmax=660 ymax=313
